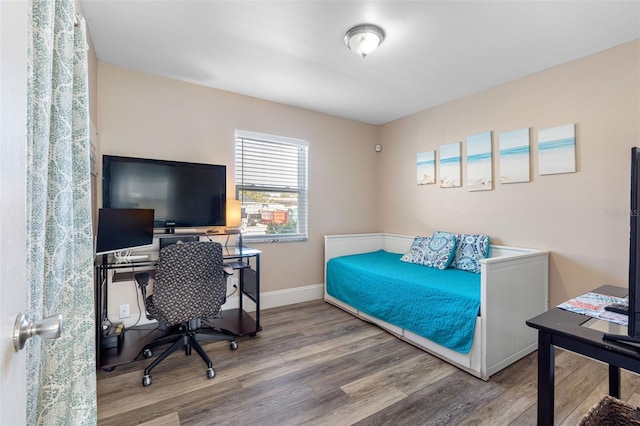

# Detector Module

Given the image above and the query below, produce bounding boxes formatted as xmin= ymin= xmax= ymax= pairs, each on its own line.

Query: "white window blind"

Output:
xmin=235 ymin=131 xmax=308 ymax=242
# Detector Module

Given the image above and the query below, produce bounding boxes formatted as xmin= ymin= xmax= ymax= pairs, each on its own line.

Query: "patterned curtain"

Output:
xmin=26 ymin=0 xmax=96 ymax=424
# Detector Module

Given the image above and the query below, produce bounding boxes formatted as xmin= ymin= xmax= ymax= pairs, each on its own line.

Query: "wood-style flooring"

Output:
xmin=97 ymin=300 xmax=640 ymax=425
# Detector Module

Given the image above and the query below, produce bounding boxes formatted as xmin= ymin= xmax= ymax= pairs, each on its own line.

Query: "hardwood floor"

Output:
xmin=97 ymin=300 xmax=640 ymax=425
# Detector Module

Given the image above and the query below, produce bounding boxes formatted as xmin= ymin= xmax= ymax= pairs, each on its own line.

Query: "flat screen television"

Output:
xmin=102 ymin=155 xmax=226 ymax=232
xmin=628 ymin=147 xmax=640 ymax=340
xmin=604 ymin=147 xmax=640 ymax=344
xmin=95 ymin=208 xmax=155 ymax=255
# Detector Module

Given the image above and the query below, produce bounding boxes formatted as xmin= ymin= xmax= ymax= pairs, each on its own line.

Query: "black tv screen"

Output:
xmin=102 ymin=155 xmax=226 ymax=229
xmin=95 ymin=208 xmax=154 ymax=254
xmin=629 ymin=147 xmax=640 ymax=338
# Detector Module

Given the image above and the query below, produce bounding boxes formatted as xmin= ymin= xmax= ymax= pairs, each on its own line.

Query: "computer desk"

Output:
xmin=94 ymin=246 xmax=261 ymax=371
xmin=526 ymin=284 xmax=640 ymax=426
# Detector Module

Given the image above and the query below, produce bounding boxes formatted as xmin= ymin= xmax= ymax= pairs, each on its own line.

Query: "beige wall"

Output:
xmin=97 ymin=64 xmax=380 ymax=293
xmin=97 ymin=40 xmax=639 ymax=307
xmin=377 ymin=41 xmax=640 ymax=306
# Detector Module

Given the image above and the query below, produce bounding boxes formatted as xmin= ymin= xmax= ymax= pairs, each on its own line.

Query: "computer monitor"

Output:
xmin=95 ymin=208 xmax=154 ymax=255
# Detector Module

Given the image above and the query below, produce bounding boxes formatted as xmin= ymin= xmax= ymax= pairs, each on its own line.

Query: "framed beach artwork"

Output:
xmin=538 ymin=124 xmax=576 ymax=175
xmin=439 ymin=142 xmax=461 ymax=188
xmin=466 ymin=131 xmax=493 ymax=191
xmin=417 ymin=150 xmax=436 ymax=185
xmin=499 ymin=128 xmax=530 ymax=184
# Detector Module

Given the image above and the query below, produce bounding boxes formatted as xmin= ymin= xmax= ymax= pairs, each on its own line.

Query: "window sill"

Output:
xmin=242 ymin=236 xmax=308 ymax=244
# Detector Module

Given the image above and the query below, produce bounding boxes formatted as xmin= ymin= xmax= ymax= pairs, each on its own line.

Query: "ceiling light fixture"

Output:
xmin=344 ymin=24 xmax=385 ymax=59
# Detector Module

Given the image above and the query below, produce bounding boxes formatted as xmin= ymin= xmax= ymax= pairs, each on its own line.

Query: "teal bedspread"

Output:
xmin=326 ymin=250 xmax=481 ymax=354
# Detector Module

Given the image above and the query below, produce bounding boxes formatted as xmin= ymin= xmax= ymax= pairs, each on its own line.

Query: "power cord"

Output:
xmin=124 ymin=263 xmax=151 ymax=330
xmin=226 ymin=280 xmax=238 ymax=299
xmin=127 ymin=270 xmax=144 ymax=329
xmin=101 ymin=271 xmax=116 ymax=330
xmin=101 ymin=272 xmax=111 ymax=327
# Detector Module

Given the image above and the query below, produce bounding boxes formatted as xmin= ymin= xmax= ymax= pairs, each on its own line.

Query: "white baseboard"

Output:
xmin=261 ymin=283 xmax=325 ymax=309
xmin=222 ymin=283 xmax=324 ymax=312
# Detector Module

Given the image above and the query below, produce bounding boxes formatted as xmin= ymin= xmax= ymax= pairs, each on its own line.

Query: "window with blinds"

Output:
xmin=235 ymin=130 xmax=308 ymax=242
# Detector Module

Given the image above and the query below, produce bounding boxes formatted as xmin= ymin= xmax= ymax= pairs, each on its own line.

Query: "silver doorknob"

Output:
xmin=13 ymin=312 xmax=63 ymax=351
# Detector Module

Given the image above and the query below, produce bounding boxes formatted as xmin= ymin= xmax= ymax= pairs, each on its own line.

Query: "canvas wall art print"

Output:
xmin=499 ymin=128 xmax=530 ymax=184
xmin=538 ymin=124 xmax=576 ymax=175
xmin=417 ymin=150 xmax=436 ymax=185
xmin=466 ymin=131 xmax=493 ymax=191
xmin=439 ymin=142 xmax=461 ymax=188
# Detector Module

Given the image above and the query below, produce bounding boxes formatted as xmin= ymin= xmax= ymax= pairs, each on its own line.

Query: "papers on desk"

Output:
xmin=557 ymin=292 xmax=628 ymax=326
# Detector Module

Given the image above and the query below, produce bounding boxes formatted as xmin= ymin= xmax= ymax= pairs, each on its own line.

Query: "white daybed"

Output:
xmin=324 ymin=233 xmax=549 ymax=380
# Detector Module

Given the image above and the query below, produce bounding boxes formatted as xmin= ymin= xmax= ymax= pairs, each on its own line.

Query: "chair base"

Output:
xmin=141 ymin=324 xmax=236 ymax=387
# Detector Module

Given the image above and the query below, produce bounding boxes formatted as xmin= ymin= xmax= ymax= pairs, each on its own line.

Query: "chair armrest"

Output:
xmin=223 ymin=264 xmax=234 ymax=276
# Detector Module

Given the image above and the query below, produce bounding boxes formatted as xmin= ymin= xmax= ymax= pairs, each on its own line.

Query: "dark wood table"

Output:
xmin=526 ymin=285 xmax=640 ymax=425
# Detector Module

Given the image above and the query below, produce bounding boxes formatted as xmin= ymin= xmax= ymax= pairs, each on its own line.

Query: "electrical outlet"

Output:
xmin=119 ymin=304 xmax=130 ymax=319
xmin=231 ymin=277 xmax=238 ymax=288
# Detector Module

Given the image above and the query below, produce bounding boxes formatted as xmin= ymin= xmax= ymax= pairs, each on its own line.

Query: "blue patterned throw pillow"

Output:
xmin=434 ymin=231 xmax=490 ymax=273
xmin=400 ymin=236 xmax=430 ymax=264
xmin=400 ymin=235 xmax=457 ymax=270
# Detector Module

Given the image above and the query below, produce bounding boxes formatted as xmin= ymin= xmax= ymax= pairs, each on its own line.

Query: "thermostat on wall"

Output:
xmin=375 ymin=144 xmax=382 ymax=152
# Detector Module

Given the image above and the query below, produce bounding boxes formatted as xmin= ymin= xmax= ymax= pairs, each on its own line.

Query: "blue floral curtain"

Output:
xmin=26 ymin=0 xmax=96 ymax=424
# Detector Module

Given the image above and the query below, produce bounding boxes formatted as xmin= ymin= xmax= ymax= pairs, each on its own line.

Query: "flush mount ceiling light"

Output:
xmin=344 ymin=24 xmax=385 ymax=58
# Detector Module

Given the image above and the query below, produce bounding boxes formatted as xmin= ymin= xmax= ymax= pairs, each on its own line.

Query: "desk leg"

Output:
xmin=538 ymin=331 xmax=554 ymax=426
xmin=609 ymin=364 xmax=621 ymax=398
xmin=254 ymin=254 xmax=260 ymax=333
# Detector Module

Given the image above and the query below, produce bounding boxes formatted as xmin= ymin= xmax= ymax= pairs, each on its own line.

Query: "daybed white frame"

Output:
xmin=324 ymin=233 xmax=549 ymax=380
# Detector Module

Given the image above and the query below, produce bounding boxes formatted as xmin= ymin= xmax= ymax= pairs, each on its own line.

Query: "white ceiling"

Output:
xmin=80 ymin=1 xmax=640 ymax=125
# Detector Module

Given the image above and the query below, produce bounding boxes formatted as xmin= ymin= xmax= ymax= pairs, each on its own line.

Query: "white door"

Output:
xmin=0 ymin=0 xmax=29 ymax=424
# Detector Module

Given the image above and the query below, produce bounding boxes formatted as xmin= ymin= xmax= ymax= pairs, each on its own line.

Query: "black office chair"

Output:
xmin=136 ymin=241 xmax=237 ymax=387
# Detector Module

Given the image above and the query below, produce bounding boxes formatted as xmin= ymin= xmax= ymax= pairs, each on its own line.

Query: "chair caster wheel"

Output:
xmin=102 ymin=366 xmax=116 ymax=372
xmin=230 ymin=341 xmax=238 ymax=351
xmin=142 ymin=375 xmax=152 ymax=387
xmin=143 ymin=349 xmax=152 ymax=359
xmin=207 ymin=367 xmax=216 ymax=379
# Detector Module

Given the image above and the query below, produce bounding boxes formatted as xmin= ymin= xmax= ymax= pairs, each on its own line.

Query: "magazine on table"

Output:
xmin=557 ymin=292 xmax=628 ymax=326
